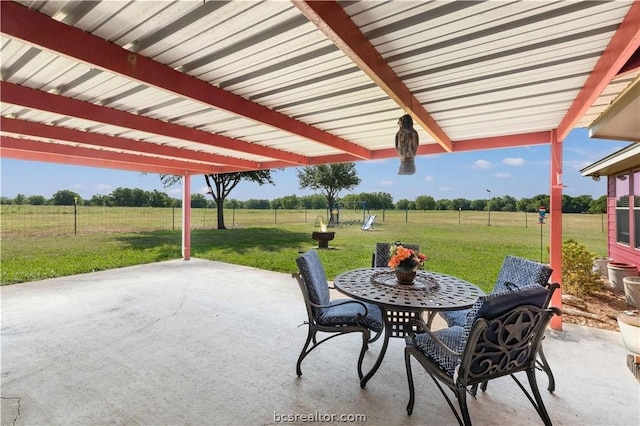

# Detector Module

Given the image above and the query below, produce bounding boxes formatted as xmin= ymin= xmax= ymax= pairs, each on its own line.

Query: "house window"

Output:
xmin=634 ymin=170 xmax=640 ymax=249
xmin=616 ymin=173 xmax=630 ymax=245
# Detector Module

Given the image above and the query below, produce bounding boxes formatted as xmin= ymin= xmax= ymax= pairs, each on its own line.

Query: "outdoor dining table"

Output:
xmin=333 ymin=267 xmax=483 ymax=388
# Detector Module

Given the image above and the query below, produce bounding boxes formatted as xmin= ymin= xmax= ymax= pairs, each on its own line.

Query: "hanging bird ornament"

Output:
xmin=395 ymin=114 xmax=419 ymax=175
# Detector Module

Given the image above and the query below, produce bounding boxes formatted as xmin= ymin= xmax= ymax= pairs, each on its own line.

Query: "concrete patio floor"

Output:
xmin=1 ymin=258 xmax=638 ymax=425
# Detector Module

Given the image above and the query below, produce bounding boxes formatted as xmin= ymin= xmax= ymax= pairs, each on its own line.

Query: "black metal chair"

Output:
xmin=293 ymin=250 xmax=384 ymax=379
xmin=439 ymin=255 xmax=558 ymax=392
xmin=372 ymin=242 xmax=421 ymax=268
xmin=405 ymin=285 xmax=561 ymax=425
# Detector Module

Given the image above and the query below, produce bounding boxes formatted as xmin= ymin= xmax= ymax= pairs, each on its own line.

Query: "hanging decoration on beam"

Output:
xmin=395 ymin=114 xmax=419 ymax=175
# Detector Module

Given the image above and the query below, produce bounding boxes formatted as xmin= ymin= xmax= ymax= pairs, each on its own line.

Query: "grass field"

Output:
xmin=0 ymin=208 xmax=607 ymax=288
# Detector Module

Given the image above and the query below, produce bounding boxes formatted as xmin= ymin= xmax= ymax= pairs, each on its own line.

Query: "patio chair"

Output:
xmin=293 ymin=250 xmax=384 ymax=379
xmin=372 ymin=242 xmax=420 ymax=268
xmin=405 ymin=285 xmax=561 ymax=425
xmin=439 ymin=255 xmax=558 ymax=392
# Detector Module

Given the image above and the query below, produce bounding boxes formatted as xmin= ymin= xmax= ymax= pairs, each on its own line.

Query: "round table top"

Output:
xmin=333 ymin=268 xmax=483 ymax=311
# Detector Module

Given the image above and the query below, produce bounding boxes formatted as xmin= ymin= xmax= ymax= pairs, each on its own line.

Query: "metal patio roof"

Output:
xmin=0 ymin=0 xmax=639 ymax=176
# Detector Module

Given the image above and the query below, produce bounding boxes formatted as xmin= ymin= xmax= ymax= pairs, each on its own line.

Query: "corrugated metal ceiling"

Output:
xmin=1 ymin=0 xmax=638 ymax=175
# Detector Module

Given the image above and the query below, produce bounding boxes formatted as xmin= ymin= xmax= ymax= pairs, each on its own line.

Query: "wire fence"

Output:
xmin=0 ymin=205 xmax=607 ymax=239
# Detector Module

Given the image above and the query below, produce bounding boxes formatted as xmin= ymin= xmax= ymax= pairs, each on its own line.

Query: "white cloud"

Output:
xmin=380 ymin=179 xmax=394 ymax=187
xmin=502 ymin=157 xmax=525 ymax=166
xmin=424 ymin=175 xmax=434 ymax=182
xmin=494 ymin=172 xmax=510 ymax=178
xmin=93 ymin=183 xmax=111 ymax=193
xmin=438 ymin=186 xmax=454 ymax=192
xmin=568 ymin=160 xmax=595 ymax=171
xmin=473 ymin=159 xmax=492 ymax=169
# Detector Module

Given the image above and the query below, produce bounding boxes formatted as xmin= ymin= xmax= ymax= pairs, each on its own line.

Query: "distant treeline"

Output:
xmin=0 ymin=187 xmax=607 ymax=214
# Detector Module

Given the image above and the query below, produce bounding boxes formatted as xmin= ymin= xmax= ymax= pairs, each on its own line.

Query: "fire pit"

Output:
xmin=311 ymin=231 xmax=335 ymax=249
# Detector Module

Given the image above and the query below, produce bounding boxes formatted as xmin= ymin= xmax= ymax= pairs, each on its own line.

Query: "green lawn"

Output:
xmin=1 ymin=211 xmax=607 ymax=290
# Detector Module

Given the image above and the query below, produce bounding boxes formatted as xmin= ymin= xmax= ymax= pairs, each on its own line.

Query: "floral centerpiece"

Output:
xmin=388 ymin=243 xmax=427 ymax=272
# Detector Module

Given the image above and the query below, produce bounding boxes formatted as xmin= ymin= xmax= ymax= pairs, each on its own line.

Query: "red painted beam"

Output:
xmin=293 ymin=0 xmax=453 ymax=153
xmin=0 ymin=136 xmax=225 ymax=175
xmin=557 ymin=1 xmax=640 ymax=141
xmin=225 ymin=130 xmax=551 ymax=169
xmin=0 ymin=82 xmax=307 ymax=166
xmin=0 ymin=147 xmax=209 ymax=175
xmin=452 ymin=132 xmax=551 ymax=152
xmin=0 ymin=1 xmax=370 ymax=160
xmin=364 ymin=131 xmax=550 ymax=160
xmin=1 ymin=117 xmax=259 ymax=170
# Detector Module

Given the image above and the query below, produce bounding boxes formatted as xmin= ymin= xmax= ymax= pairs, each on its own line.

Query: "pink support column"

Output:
xmin=549 ymin=130 xmax=563 ymax=330
xmin=182 ymin=173 xmax=191 ymax=260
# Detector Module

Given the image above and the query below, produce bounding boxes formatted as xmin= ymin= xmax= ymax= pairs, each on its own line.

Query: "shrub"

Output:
xmin=561 ymin=239 xmax=602 ymax=297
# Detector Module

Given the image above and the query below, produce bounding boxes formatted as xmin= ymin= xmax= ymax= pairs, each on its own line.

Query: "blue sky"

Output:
xmin=0 ymin=128 xmax=629 ymax=202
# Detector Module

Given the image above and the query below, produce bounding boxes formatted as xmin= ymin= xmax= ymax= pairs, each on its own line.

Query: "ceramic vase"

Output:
xmin=395 ymin=268 xmax=417 ymax=285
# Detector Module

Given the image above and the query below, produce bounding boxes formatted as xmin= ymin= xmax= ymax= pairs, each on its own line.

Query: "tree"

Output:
xmin=452 ymin=198 xmax=471 ymax=211
xmin=589 ymin=195 xmax=606 ymax=214
xmin=110 ymin=187 xmax=134 ymax=206
xmin=226 ymin=199 xmax=243 ymax=209
xmin=13 ymin=194 xmax=27 ymax=205
xmin=148 ymin=190 xmax=172 ymax=207
xmin=360 ymin=192 xmax=394 ymax=210
xmin=191 ymin=194 xmax=208 ymax=208
xmin=470 ymin=199 xmax=487 ymax=211
xmin=415 ymin=195 xmax=436 ymax=210
xmin=206 ymin=172 xmax=275 ymax=228
xmin=299 ymin=194 xmax=327 ymax=209
xmin=90 ymin=194 xmax=111 ymax=206
xmin=501 ymin=195 xmax=517 ymax=212
xmin=244 ymin=199 xmax=270 ymax=209
xmin=27 ymin=195 xmax=46 ymax=205
xmin=271 ymin=195 xmax=299 ymax=209
xmin=161 ymin=171 xmax=276 ymax=229
xmin=297 ymin=163 xmax=361 ymax=214
xmin=396 ymin=199 xmax=416 ymax=210
xmin=52 ymin=190 xmax=81 ymax=205
xmin=131 ymin=188 xmax=149 ymax=207
xmin=436 ymin=199 xmax=454 ymax=210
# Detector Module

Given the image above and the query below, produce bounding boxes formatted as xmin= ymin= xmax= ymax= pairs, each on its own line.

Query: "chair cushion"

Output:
xmin=410 ymin=285 xmax=548 ymax=377
xmin=296 ymin=250 xmax=331 ymax=309
xmin=476 ymin=285 xmax=549 ymax=320
xmin=493 ymin=255 xmax=553 ymax=293
xmin=439 ymin=309 xmax=469 ymax=328
xmin=407 ymin=326 xmax=464 ymax=376
xmin=317 ymin=299 xmax=384 ymax=332
xmin=439 ymin=255 xmax=552 ymax=327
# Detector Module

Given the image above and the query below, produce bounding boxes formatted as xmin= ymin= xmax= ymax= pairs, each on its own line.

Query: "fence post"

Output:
xmin=405 ymin=207 xmax=408 ymax=223
xmin=74 ymin=197 xmax=78 ymax=236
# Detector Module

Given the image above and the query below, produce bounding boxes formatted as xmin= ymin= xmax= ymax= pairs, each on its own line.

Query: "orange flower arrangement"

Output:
xmin=388 ymin=243 xmax=427 ymax=271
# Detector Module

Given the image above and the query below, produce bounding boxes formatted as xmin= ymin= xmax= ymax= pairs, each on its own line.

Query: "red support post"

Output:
xmin=549 ymin=130 xmax=563 ymax=330
xmin=182 ymin=174 xmax=191 ymax=260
